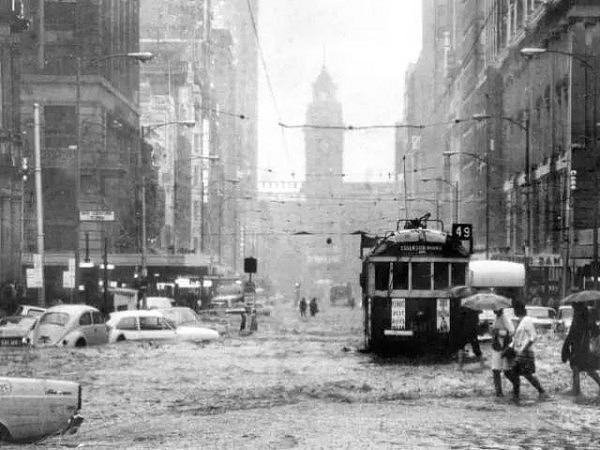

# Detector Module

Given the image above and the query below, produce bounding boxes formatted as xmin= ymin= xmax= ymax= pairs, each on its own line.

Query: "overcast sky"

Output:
xmin=257 ymin=0 xmax=422 ymax=184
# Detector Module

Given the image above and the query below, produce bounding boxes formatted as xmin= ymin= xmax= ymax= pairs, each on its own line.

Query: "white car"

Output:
xmin=14 ymin=305 xmax=46 ymax=318
xmin=31 ymin=305 xmax=109 ymax=347
xmin=106 ymin=310 xmax=219 ymax=343
xmin=0 ymin=376 xmax=83 ymax=443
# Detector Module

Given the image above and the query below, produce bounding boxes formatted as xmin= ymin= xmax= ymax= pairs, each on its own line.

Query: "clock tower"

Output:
xmin=303 ymin=66 xmax=344 ymax=197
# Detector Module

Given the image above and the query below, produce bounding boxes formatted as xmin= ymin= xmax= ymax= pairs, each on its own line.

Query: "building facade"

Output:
xmin=404 ymin=0 xmax=600 ymax=299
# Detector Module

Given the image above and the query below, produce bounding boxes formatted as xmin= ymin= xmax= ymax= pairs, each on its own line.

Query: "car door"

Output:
xmin=78 ymin=312 xmax=96 ymax=344
xmin=92 ymin=311 xmax=109 ymax=344
xmin=138 ymin=315 xmax=176 ymax=340
xmin=115 ymin=316 xmax=140 ymax=340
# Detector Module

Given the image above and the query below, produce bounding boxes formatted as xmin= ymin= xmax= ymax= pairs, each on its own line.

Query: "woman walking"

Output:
xmin=490 ymin=308 xmax=514 ymax=397
xmin=561 ymin=302 xmax=600 ymax=396
xmin=504 ymin=301 xmax=547 ymax=402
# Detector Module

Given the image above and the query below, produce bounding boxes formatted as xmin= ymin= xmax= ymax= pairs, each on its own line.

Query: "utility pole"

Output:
xmin=33 ymin=103 xmax=45 ymax=306
xmin=74 ymin=56 xmax=82 ymax=302
xmin=103 ymin=236 xmax=109 ymax=310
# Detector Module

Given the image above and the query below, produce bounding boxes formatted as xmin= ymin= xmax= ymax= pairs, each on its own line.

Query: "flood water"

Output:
xmin=1 ymin=300 xmax=599 ymax=449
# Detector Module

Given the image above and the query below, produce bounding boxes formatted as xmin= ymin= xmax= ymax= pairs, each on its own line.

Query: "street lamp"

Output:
xmin=73 ymin=51 xmax=154 ymax=300
xmin=444 ymin=150 xmax=489 ymax=258
xmin=520 ymin=47 xmax=598 ymax=294
xmin=421 ymin=177 xmax=459 ymax=223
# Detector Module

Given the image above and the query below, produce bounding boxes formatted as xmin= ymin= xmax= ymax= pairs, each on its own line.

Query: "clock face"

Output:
xmin=318 ymin=91 xmax=328 ymax=101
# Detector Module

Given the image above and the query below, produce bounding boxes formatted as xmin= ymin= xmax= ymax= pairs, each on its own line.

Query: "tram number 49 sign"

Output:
xmin=451 ymin=223 xmax=474 ymax=254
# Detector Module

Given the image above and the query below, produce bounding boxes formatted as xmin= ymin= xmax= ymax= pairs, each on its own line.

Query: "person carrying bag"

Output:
xmin=503 ymin=301 xmax=548 ymax=403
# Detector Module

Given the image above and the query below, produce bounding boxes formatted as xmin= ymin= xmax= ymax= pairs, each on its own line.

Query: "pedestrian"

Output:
xmin=490 ymin=308 xmax=515 ymax=397
xmin=530 ymin=289 xmax=542 ymax=306
xmin=309 ymin=297 xmax=319 ymax=317
xmin=454 ymin=307 xmax=484 ymax=370
xmin=299 ymin=297 xmax=307 ymax=317
xmin=250 ymin=309 xmax=258 ymax=331
xmin=239 ymin=310 xmax=247 ymax=333
xmin=561 ymin=302 xmax=600 ymax=396
xmin=504 ymin=301 xmax=548 ymax=403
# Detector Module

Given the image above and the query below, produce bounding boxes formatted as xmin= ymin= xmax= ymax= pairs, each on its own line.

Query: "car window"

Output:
xmin=179 ymin=309 xmax=197 ymax=324
xmin=79 ymin=312 xmax=92 ymax=326
xmin=26 ymin=309 xmax=45 ymax=318
xmin=140 ymin=316 xmax=171 ymax=330
xmin=40 ymin=312 xmax=69 ymax=326
xmin=92 ymin=312 xmax=105 ymax=324
xmin=116 ymin=317 xmax=138 ymax=330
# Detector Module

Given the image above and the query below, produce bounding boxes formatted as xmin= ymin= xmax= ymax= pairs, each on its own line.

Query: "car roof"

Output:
xmin=146 ymin=296 xmax=175 ymax=302
xmin=44 ymin=304 xmax=99 ymax=313
xmin=109 ymin=310 xmax=163 ymax=319
xmin=526 ymin=306 xmax=554 ymax=310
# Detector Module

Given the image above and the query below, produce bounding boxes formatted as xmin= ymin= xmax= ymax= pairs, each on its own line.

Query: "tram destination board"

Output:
xmin=451 ymin=223 xmax=474 ymax=254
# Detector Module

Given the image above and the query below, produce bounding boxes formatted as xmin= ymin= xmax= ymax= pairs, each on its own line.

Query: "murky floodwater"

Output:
xmin=1 ymin=301 xmax=599 ymax=449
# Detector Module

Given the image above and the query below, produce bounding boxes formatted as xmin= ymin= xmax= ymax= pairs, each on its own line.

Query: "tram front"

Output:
xmin=361 ymin=220 xmax=470 ymax=355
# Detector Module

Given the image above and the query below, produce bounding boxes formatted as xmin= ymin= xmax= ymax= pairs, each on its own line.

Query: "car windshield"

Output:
xmin=39 ymin=312 xmax=70 ymax=326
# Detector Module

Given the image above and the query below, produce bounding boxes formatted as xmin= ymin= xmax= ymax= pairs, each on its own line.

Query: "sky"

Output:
xmin=257 ymin=0 xmax=422 ymax=184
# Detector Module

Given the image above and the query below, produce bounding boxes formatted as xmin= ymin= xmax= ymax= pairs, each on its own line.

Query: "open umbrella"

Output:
xmin=462 ymin=293 xmax=512 ymax=311
xmin=448 ymin=285 xmax=478 ymax=299
xmin=561 ymin=290 xmax=600 ymax=305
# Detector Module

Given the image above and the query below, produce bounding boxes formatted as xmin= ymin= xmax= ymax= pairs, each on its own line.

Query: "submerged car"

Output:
xmin=106 ymin=310 xmax=219 ymax=343
xmin=555 ymin=305 xmax=573 ymax=334
xmin=14 ymin=305 xmax=46 ymax=318
xmin=0 ymin=376 xmax=83 ymax=443
xmin=0 ymin=316 xmax=37 ymax=346
xmin=144 ymin=296 xmax=175 ymax=309
xmin=31 ymin=305 xmax=109 ymax=347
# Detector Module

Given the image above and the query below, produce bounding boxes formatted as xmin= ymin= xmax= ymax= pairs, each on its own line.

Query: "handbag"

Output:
xmin=514 ymin=348 xmax=536 ymax=375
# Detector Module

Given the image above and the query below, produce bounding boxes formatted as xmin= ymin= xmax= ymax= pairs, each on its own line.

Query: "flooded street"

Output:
xmin=2 ymin=301 xmax=600 ymax=449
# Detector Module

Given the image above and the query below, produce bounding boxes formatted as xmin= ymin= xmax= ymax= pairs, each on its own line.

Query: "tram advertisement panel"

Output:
xmin=436 ymin=298 xmax=450 ymax=332
xmin=391 ymin=298 xmax=406 ymax=330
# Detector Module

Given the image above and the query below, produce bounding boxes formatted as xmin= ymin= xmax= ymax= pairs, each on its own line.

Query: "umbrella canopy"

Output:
xmin=462 ymin=293 xmax=512 ymax=311
xmin=448 ymin=285 xmax=478 ymax=299
xmin=561 ymin=290 xmax=600 ymax=305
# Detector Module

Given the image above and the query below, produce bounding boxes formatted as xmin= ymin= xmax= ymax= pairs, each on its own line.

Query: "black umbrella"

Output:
xmin=561 ymin=290 xmax=600 ymax=305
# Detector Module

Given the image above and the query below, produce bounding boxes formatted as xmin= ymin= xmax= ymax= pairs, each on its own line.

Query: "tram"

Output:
xmin=360 ymin=215 xmax=470 ymax=355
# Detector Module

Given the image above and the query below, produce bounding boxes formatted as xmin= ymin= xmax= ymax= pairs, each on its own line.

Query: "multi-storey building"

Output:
xmin=404 ymin=0 xmax=600 ymax=299
xmin=0 ymin=1 xmax=29 ymax=301
xmin=19 ymin=0 xmax=145 ymax=299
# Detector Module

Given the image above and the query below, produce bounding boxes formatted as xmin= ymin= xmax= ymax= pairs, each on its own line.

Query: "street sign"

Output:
xmin=80 ymin=210 xmax=115 ymax=222
xmin=244 ymin=257 xmax=257 ymax=274
xmin=68 ymin=258 xmax=76 ymax=273
xmin=451 ymin=223 xmax=474 ymax=254
xmin=26 ymin=268 xmax=43 ymax=288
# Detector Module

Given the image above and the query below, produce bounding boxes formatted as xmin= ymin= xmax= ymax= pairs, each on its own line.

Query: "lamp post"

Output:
xmin=521 ymin=47 xmax=598 ymax=294
xmin=444 ymin=150 xmax=489 ymax=258
xmin=73 ymin=51 xmax=153 ymax=301
xmin=421 ymin=177 xmax=459 ymax=223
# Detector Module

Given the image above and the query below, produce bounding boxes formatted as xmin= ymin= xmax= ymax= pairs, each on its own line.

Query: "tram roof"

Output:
xmin=368 ymin=227 xmax=469 ymax=258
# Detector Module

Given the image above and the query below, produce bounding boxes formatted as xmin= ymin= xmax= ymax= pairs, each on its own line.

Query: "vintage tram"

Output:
xmin=361 ymin=216 xmax=470 ymax=354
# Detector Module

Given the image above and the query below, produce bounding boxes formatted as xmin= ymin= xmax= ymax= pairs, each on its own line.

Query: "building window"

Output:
xmin=44 ymin=105 xmax=76 ymax=148
xmin=44 ymin=0 xmax=76 ymax=32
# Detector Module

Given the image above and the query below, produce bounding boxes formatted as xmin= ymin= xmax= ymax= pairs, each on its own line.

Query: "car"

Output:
xmin=525 ymin=306 xmax=557 ymax=333
xmin=30 ymin=304 xmax=109 ymax=347
xmin=157 ymin=307 xmax=227 ymax=335
xmin=555 ymin=305 xmax=574 ymax=334
xmin=144 ymin=296 xmax=175 ymax=309
xmin=14 ymin=304 xmax=46 ymax=318
xmin=0 ymin=376 xmax=83 ymax=443
xmin=106 ymin=310 xmax=219 ymax=343
xmin=0 ymin=316 xmax=38 ymax=346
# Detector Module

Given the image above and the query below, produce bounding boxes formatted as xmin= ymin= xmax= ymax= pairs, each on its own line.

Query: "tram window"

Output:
xmin=374 ymin=263 xmax=390 ymax=290
xmin=392 ymin=262 xmax=409 ymax=290
xmin=412 ymin=262 xmax=431 ymax=290
xmin=451 ymin=263 xmax=467 ymax=286
xmin=434 ymin=262 xmax=449 ymax=289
